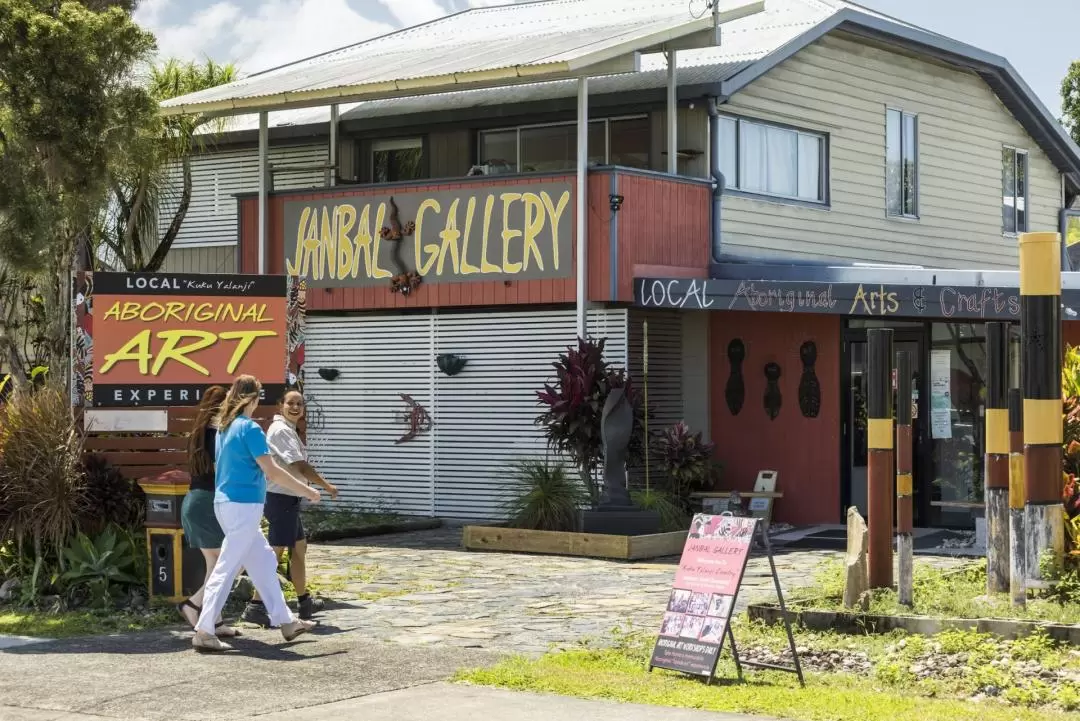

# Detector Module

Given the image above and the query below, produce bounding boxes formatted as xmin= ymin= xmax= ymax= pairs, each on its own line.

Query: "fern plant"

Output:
xmin=61 ymin=526 xmax=140 ymax=609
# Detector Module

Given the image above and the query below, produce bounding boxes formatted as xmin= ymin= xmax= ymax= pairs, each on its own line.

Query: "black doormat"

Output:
xmin=774 ymin=528 xmax=962 ymax=551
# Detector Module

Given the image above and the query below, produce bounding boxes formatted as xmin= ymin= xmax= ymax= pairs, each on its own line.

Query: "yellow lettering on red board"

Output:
xmin=459 ymin=196 xmax=480 ymax=275
xmin=335 ymin=205 xmax=356 ymax=280
xmin=500 ymin=193 xmax=522 ymax=274
xmin=414 ymin=198 xmax=441 ymax=276
xmin=540 ymin=190 xmax=570 ymax=271
xmin=521 ymin=192 xmax=545 ymax=272
xmin=437 ymin=198 xmax=462 ymax=276
xmin=479 ymin=195 xmax=500 ymax=273
xmin=219 ymin=330 xmax=278 ymax=373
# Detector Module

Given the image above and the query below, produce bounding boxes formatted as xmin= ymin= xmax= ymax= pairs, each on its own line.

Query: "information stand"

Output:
xmin=648 ymin=513 xmax=804 ymax=687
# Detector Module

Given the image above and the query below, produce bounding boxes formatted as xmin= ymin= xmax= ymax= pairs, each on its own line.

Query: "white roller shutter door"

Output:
xmin=304 ymin=307 xmax=628 ymax=520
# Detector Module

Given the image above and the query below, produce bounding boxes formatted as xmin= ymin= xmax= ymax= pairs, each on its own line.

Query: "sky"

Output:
xmin=133 ymin=0 xmax=1076 ymax=118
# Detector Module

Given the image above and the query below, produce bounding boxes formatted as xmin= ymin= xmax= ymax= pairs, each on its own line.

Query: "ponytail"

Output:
xmin=214 ymin=375 xmax=263 ymax=430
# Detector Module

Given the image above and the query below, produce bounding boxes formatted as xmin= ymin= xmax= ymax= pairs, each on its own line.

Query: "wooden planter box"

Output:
xmin=462 ymin=525 xmax=686 ymax=561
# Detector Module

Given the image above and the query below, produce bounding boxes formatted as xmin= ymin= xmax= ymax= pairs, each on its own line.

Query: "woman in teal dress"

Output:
xmin=177 ymin=386 xmax=240 ymax=637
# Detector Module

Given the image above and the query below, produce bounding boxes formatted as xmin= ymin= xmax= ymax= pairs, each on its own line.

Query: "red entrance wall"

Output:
xmin=709 ymin=312 xmax=841 ymax=525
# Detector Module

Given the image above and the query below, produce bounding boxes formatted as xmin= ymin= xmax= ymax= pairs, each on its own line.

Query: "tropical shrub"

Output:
xmin=630 ymin=488 xmax=689 ymax=532
xmin=654 ymin=421 xmax=720 ymax=510
xmin=503 ymin=458 xmax=587 ymax=532
xmin=535 ymin=337 xmax=646 ymax=506
xmin=81 ymin=454 xmax=145 ymax=534
xmin=0 ymin=383 xmax=88 ymax=596
xmin=60 ymin=526 xmax=140 ymax=609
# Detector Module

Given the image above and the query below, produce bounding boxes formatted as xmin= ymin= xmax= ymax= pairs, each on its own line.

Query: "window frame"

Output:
xmin=1002 ymin=145 xmax=1030 ymax=236
xmin=716 ymin=112 xmax=830 ymax=208
xmin=476 ymin=114 xmax=650 ymax=172
xmin=885 ymin=106 xmax=919 ymax=220
xmin=369 ymin=137 xmax=424 ymax=183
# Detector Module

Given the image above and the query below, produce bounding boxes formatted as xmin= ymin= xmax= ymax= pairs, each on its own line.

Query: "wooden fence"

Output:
xmin=80 ymin=406 xmax=295 ymax=482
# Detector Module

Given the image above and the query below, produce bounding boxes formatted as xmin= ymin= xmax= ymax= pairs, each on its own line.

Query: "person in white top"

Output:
xmin=240 ymin=389 xmax=338 ymax=626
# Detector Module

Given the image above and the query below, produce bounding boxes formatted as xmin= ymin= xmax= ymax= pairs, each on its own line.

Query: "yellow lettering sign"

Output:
xmin=286 ymin=187 xmax=572 ymax=284
xmin=849 ymin=284 xmax=900 ymax=316
xmin=99 ymin=329 xmax=280 ymax=377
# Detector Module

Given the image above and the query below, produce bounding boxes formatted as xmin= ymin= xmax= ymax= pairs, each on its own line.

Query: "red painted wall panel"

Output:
xmin=240 ymin=170 xmax=710 ymax=311
xmin=709 ymin=311 xmax=841 ymax=525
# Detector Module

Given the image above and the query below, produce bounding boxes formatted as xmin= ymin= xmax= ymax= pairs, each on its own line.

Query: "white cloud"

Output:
xmin=384 ymin=0 xmax=448 ymax=27
xmin=137 ymin=0 xmax=393 ymax=74
xmin=135 ymin=0 xmax=527 ymax=75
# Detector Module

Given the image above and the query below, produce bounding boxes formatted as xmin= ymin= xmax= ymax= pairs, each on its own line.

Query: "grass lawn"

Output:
xmin=455 ymin=622 xmax=1080 ymax=721
xmin=791 ymin=558 xmax=1080 ymax=624
xmin=0 ymin=606 xmax=179 ymax=639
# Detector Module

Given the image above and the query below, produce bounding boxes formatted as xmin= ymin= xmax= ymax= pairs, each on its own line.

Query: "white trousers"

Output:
xmin=195 ymin=500 xmax=294 ymax=634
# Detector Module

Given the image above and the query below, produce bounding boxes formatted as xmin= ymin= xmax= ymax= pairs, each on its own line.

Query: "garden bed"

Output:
xmin=461 ymin=525 xmax=686 ymax=560
xmin=306 ymin=517 xmax=442 ymax=543
xmin=300 ymin=507 xmax=441 ymax=542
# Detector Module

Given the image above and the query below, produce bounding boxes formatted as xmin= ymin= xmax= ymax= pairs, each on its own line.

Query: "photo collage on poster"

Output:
xmin=660 ymin=588 xmax=735 ymax=645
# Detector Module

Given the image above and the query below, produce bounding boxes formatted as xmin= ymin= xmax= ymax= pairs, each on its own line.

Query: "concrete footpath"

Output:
xmin=0 ymin=682 xmax=780 ymax=721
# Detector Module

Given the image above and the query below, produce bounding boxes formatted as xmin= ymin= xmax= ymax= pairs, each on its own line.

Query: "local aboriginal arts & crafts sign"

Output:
xmin=649 ymin=515 xmax=758 ymax=679
xmin=634 ymin=277 xmax=1037 ymax=321
xmin=283 ymin=181 xmax=573 ymax=289
xmin=73 ymin=272 xmax=298 ymax=407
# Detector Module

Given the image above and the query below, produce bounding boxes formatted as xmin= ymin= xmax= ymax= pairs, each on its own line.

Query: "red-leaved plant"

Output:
xmin=535 ymin=337 xmax=646 ymax=507
xmin=654 ymin=421 xmax=719 ymax=510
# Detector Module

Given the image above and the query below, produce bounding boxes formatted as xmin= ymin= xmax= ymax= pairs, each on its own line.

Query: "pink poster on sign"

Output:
xmin=649 ymin=514 xmax=758 ymax=678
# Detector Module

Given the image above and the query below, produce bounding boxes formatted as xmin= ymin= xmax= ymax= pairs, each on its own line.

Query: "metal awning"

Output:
xmin=159 ymin=0 xmax=764 ymax=118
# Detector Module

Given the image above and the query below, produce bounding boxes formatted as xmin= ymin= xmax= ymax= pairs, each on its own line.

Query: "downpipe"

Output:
xmin=707 ymin=97 xmax=725 ymax=264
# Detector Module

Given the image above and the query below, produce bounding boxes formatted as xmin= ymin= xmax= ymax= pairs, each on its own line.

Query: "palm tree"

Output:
xmin=95 ymin=58 xmax=237 ymax=272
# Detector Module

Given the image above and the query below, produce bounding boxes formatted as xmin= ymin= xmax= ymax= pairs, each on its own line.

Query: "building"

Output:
xmin=157 ymin=0 xmax=1080 ymax=528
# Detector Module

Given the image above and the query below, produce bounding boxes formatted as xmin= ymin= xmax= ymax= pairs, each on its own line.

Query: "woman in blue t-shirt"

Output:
xmin=192 ymin=375 xmax=322 ymax=653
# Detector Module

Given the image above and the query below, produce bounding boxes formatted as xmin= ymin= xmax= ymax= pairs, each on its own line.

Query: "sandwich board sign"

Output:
xmin=648 ymin=513 xmax=804 ymax=686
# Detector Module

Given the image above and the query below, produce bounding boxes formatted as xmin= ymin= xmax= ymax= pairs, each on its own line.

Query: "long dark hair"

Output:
xmin=188 ymin=385 xmax=227 ymax=477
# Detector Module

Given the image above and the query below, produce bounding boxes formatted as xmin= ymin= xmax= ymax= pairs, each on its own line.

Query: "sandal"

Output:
xmin=215 ymin=621 xmax=242 ymax=638
xmin=177 ymin=599 xmax=201 ymax=628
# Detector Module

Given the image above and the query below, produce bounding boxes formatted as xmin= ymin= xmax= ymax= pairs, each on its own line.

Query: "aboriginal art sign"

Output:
xmin=72 ymin=272 xmax=306 ymax=408
xmin=283 ymin=181 xmax=574 ymax=288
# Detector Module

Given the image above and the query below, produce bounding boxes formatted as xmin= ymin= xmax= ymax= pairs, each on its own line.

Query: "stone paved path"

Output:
xmin=303 ymin=527 xmax=969 ymax=656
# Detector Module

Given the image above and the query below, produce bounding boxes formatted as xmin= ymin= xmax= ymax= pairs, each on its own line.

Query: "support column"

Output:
xmin=258 ymin=111 xmax=268 ymax=275
xmin=666 ymin=50 xmax=677 ymax=175
xmin=1008 ymin=388 xmax=1026 ymax=606
xmin=985 ymin=322 xmax=1010 ymax=593
xmin=1019 ymin=231 xmax=1066 ymax=585
xmin=867 ymin=328 xmax=894 ymax=589
xmin=329 ymin=104 xmax=339 ymax=187
xmin=575 ymin=76 xmax=589 ymax=339
xmin=896 ymin=350 xmax=914 ymax=605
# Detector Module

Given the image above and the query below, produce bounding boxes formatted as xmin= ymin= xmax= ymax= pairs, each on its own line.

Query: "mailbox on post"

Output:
xmin=136 ymin=469 xmax=203 ymax=602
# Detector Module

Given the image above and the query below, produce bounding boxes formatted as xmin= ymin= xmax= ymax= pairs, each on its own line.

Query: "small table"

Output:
xmin=690 ymin=491 xmax=784 ymax=528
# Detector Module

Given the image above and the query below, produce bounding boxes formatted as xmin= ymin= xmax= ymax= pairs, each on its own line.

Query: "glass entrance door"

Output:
xmin=844 ymin=334 xmax=926 ymax=524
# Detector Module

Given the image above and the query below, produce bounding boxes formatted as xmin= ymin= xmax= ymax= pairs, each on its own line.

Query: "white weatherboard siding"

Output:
xmin=161 ymin=245 xmax=237 ymax=274
xmin=158 ymin=143 xmax=329 ymax=250
xmin=718 ymin=32 xmax=1062 ymax=269
xmin=304 ymin=308 xmax=628 ymax=520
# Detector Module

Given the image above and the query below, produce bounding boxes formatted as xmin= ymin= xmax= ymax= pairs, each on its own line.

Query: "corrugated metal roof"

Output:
xmin=163 ymin=0 xmax=768 ymax=117
xmin=204 ymin=0 xmax=840 ymax=134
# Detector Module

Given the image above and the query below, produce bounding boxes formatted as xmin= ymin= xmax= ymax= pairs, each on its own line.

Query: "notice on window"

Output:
xmin=930 ymin=350 xmax=952 ymax=439
xmin=649 ymin=515 xmax=757 ymax=679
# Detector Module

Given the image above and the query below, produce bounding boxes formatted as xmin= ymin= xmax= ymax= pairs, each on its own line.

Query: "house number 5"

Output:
xmin=158 ymin=566 xmax=167 ymax=583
